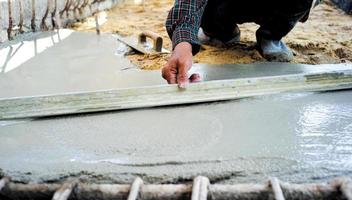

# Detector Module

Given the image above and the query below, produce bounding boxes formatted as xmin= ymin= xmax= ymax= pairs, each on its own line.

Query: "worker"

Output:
xmin=162 ymin=0 xmax=319 ymax=87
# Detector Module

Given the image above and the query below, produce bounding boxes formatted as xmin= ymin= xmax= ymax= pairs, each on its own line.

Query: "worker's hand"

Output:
xmin=162 ymin=42 xmax=201 ymax=88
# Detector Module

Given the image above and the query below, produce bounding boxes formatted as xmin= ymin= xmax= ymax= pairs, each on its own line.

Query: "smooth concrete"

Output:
xmin=1 ymin=32 xmax=352 ymax=184
xmin=192 ymin=62 xmax=352 ymax=81
xmin=1 ymin=91 xmax=352 ymax=184
xmin=0 ymin=31 xmax=164 ymax=98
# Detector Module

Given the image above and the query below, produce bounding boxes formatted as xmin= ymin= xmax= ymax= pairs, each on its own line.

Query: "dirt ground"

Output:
xmin=73 ymin=0 xmax=352 ymax=70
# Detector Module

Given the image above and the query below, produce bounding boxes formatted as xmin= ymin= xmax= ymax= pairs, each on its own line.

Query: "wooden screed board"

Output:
xmin=1 ymin=69 xmax=352 ymax=120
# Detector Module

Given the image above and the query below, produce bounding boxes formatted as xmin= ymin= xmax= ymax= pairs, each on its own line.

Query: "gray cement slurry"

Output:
xmin=0 ymin=31 xmax=163 ymax=98
xmin=0 ymin=91 xmax=352 ymax=183
xmin=193 ymin=62 xmax=352 ymax=81
xmin=1 ymin=31 xmax=352 ymax=184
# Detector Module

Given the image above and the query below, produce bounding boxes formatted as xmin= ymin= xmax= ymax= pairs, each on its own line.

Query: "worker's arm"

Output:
xmin=162 ymin=0 xmax=208 ymax=88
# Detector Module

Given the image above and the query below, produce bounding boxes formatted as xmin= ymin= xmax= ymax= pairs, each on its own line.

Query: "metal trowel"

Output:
xmin=116 ymin=31 xmax=170 ymax=54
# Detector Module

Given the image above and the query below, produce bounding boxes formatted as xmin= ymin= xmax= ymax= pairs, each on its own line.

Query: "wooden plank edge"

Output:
xmin=1 ymin=70 xmax=352 ymax=120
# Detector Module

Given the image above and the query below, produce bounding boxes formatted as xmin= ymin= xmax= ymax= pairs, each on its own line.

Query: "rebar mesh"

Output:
xmin=1 ymin=176 xmax=352 ymax=200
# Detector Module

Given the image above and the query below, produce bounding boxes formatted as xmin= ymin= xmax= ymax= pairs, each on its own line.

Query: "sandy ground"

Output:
xmin=74 ymin=0 xmax=352 ymax=70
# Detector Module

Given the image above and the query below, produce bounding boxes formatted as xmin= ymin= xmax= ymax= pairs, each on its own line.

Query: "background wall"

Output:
xmin=0 ymin=0 xmax=122 ymax=43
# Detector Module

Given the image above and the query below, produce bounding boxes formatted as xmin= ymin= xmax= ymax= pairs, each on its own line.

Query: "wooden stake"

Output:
xmin=0 ymin=177 xmax=11 ymax=192
xmin=191 ymin=176 xmax=210 ymax=200
xmin=52 ymin=181 xmax=77 ymax=200
xmin=127 ymin=177 xmax=143 ymax=200
xmin=269 ymin=177 xmax=285 ymax=200
xmin=95 ymin=14 xmax=100 ymax=35
xmin=1 ymin=70 xmax=352 ymax=120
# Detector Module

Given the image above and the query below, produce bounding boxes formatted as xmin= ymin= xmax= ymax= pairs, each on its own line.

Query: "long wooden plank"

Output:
xmin=1 ymin=69 xmax=352 ymax=120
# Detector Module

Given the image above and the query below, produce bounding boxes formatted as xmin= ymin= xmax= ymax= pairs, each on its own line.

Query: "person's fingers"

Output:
xmin=177 ymin=60 xmax=192 ymax=88
xmin=177 ymin=73 xmax=189 ymax=89
xmin=189 ymin=73 xmax=201 ymax=83
xmin=162 ymin=61 xmax=177 ymax=84
xmin=168 ymin=67 xmax=177 ymax=84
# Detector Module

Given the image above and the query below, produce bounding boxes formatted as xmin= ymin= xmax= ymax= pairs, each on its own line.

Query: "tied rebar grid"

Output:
xmin=0 ymin=176 xmax=352 ymax=200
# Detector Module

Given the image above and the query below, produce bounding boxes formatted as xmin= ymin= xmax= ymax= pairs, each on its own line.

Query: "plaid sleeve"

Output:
xmin=166 ymin=0 xmax=208 ymax=55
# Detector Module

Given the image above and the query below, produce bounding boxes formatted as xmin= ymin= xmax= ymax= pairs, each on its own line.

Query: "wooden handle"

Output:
xmin=138 ymin=31 xmax=163 ymax=52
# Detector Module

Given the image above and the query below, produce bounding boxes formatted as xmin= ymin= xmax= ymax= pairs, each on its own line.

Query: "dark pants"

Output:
xmin=200 ymin=0 xmax=315 ymax=42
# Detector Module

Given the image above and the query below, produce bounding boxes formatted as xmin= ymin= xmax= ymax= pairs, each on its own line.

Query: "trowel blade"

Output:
xmin=115 ymin=34 xmax=170 ymax=54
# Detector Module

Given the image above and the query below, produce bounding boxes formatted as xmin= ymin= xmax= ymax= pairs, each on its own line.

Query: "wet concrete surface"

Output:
xmin=1 ymin=91 xmax=352 ymax=184
xmin=0 ymin=30 xmax=163 ymax=98
xmin=0 ymin=31 xmax=352 ymax=184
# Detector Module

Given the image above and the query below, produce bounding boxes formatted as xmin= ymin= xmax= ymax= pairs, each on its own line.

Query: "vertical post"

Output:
xmin=127 ymin=177 xmax=144 ymax=200
xmin=340 ymin=178 xmax=352 ymax=200
xmin=7 ymin=0 xmax=13 ymax=40
xmin=0 ymin=177 xmax=11 ymax=192
xmin=191 ymin=176 xmax=210 ymax=200
xmin=31 ymin=0 xmax=36 ymax=31
xmin=19 ymin=0 xmax=24 ymax=33
xmin=52 ymin=181 xmax=77 ymax=200
xmin=95 ymin=14 xmax=100 ymax=35
xmin=269 ymin=177 xmax=285 ymax=200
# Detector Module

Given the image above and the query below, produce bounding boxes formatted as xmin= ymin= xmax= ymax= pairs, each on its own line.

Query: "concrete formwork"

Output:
xmin=0 ymin=0 xmax=122 ymax=42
